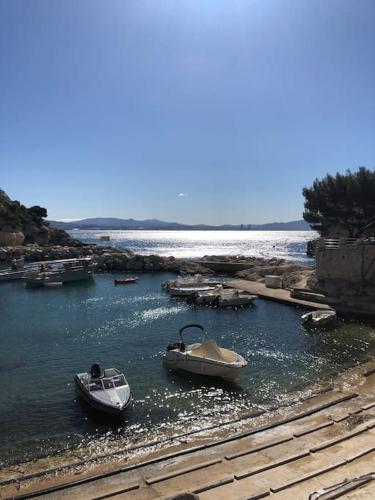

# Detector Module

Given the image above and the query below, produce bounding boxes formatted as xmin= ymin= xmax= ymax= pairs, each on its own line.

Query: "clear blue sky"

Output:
xmin=1 ymin=0 xmax=374 ymax=224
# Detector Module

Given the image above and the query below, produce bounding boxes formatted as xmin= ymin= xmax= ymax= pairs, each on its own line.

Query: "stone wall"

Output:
xmin=316 ymin=243 xmax=375 ymax=286
xmin=315 ymin=241 xmax=375 ymax=314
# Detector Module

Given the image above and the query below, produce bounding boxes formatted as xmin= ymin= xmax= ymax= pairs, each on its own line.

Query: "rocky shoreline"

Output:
xmin=0 ymin=243 xmax=314 ymax=285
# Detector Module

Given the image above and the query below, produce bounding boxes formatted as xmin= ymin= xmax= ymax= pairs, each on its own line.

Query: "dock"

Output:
xmin=225 ymin=279 xmax=330 ymax=310
xmin=3 ymin=369 xmax=375 ymax=499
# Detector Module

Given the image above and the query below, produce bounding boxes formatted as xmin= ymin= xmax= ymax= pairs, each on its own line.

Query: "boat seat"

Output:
xmin=103 ymin=368 xmax=118 ymax=378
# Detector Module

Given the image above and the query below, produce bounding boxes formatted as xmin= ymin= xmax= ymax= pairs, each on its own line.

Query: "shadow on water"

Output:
xmin=163 ymin=365 xmax=245 ymax=393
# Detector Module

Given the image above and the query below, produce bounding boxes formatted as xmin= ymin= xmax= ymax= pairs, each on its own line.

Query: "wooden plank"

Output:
xmin=270 ymin=460 xmax=346 ymax=493
xmin=225 ymin=436 xmax=293 ymax=460
xmin=310 ymin=428 xmax=367 ymax=453
xmin=192 ymin=476 xmax=234 ymax=494
xmin=293 ymin=420 xmax=334 ymax=438
xmin=346 ymin=446 xmax=375 ymax=463
xmin=145 ymin=458 xmax=222 ymax=485
xmin=234 ymin=451 xmax=310 ymax=480
xmin=91 ymin=483 xmax=140 ymax=499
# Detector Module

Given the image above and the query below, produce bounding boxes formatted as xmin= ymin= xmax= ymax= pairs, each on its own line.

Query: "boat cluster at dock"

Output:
xmin=0 ymin=256 xmax=95 ymax=287
xmin=162 ymin=274 xmax=258 ymax=307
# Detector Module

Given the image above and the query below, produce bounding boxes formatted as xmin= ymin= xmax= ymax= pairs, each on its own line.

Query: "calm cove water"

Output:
xmin=1 ymin=231 xmax=375 ymax=467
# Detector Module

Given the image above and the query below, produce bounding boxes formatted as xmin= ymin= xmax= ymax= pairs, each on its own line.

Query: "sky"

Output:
xmin=0 ymin=0 xmax=374 ymax=224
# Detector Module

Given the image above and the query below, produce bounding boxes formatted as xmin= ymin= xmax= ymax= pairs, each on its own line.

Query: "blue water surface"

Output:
xmin=1 ymin=272 xmax=375 ymax=466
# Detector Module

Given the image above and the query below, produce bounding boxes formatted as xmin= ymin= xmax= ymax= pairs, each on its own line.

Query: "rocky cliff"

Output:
xmin=0 ymin=188 xmax=78 ymax=246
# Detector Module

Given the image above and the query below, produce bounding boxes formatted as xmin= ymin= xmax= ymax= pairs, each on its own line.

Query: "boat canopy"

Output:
xmin=179 ymin=323 xmax=206 ymax=340
xmin=190 ymin=339 xmax=239 ymax=364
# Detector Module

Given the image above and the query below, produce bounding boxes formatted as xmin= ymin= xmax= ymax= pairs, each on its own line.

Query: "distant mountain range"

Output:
xmin=49 ymin=217 xmax=311 ymax=231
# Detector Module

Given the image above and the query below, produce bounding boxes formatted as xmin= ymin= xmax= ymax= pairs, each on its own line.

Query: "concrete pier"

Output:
xmin=225 ymin=279 xmax=330 ymax=310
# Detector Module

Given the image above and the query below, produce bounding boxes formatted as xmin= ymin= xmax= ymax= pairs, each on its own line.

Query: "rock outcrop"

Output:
xmin=0 ymin=244 xmax=213 ymax=274
xmin=0 ymin=188 xmax=79 ymax=247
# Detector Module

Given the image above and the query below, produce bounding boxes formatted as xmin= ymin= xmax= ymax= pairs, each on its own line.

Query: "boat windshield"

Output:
xmin=87 ymin=374 xmax=126 ymax=391
xmin=89 ymin=380 xmax=103 ymax=392
xmin=112 ymin=375 xmax=126 ymax=387
xmin=102 ymin=378 xmax=115 ymax=390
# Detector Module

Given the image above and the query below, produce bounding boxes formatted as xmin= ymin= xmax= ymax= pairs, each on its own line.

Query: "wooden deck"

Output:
xmin=225 ymin=279 xmax=330 ymax=310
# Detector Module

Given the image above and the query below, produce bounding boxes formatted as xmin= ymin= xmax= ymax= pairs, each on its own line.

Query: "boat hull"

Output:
xmin=74 ymin=376 xmax=132 ymax=415
xmin=163 ymin=353 xmax=244 ymax=380
xmin=0 ymin=270 xmax=25 ymax=281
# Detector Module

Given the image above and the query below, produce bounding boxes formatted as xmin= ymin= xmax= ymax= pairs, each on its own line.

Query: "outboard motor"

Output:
xmin=166 ymin=342 xmax=186 ymax=352
xmin=90 ymin=363 xmax=102 ymax=378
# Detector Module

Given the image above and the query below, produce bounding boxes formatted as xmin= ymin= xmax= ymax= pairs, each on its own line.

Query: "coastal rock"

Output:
xmin=0 ymin=230 xmax=25 ymax=246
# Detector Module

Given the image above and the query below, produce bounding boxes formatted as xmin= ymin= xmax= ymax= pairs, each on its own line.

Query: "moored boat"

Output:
xmin=216 ymin=289 xmax=257 ymax=307
xmin=163 ymin=324 xmax=247 ymax=380
xmin=168 ymin=284 xmax=221 ymax=298
xmin=162 ymin=274 xmax=222 ymax=290
xmin=301 ymin=309 xmax=337 ymax=326
xmin=114 ymin=276 xmax=138 ymax=285
xmin=25 ymin=257 xmax=95 ymax=287
xmin=74 ymin=364 xmax=132 ymax=415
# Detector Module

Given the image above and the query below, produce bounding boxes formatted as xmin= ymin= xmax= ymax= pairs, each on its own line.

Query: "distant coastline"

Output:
xmin=49 ymin=217 xmax=311 ymax=231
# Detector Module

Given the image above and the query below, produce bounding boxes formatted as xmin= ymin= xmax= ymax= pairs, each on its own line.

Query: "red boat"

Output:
xmin=114 ymin=276 xmax=138 ymax=285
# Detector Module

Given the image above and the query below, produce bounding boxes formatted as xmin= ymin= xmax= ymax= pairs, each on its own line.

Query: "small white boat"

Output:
xmin=75 ymin=364 xmax=132 ymax=415
xmin=216 ymin=289 xmax=257 ymax=307
xmin=195 ymin=289 xmax=257 ymax=307
xmin=164 ymin=324 xmax=247 ymax=380
xmin=169 ymin=285 xmax=221 ymax=297
xmin=195 ymin=289 xmax=221 ymax=305
xmin=301 ymin=309 xmax=337 ymax=326
xmin=163 ymin=274 xmax=222 ymax=290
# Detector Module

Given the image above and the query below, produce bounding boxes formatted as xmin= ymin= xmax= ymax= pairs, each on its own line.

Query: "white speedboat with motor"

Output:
xmin=164 ymin=324 xmax=247 ymax=380
xmin=301 ymin=309 xmax=337 ymax=326
xmin=74 ymin=364 xmax=132 ymax=415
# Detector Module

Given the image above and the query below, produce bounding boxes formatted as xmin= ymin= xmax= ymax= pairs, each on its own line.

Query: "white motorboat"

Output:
xmin=168 ymin=285 xmax=221 ymax=297
xmin=195 ymin=289 xmax=221 ymax=305
xmin=301 ymin=309 xmax=337 ymax=326
xmin=0 ymin=258 xmax=26 ymax=281
xmin=216 ymin=289 xmax=257 ymax=307
xmin=75 ymin=364 xmax=132 ymax=415
xmin=25 ymin=257 xmax=95 ymax=287
xmin=163 ymin=274 xmax=222 ymax=290
xmin=163 ymin=324 xmax=247 ymax=380
xmin=195 ymin=289 xmax=257 ymax=307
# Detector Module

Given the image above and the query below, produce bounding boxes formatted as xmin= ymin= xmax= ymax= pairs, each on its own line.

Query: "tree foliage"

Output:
xmin=0 ymin=189 xmax=48 ymax=230
xmin=303 ymin=167 xmax=375 ymax=238
xmin=28 ymin=205 xmax=48 ymax=220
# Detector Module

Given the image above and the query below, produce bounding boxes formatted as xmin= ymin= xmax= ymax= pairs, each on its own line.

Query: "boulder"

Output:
xmin=0 ymin=231 xmax=25 ymax=246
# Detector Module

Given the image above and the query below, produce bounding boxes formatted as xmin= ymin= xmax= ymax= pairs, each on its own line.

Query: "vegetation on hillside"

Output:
xmin=303 ymin=167 xmax=375 ymax=238
xmin=0 ymin=189 xmax=48 ymax=230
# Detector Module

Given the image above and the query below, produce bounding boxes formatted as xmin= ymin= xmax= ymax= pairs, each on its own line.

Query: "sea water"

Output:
xmin=69 ymin=229 xmax=315 ymax=262
xmin=1 ymin=269 xmax=375 ymax=466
